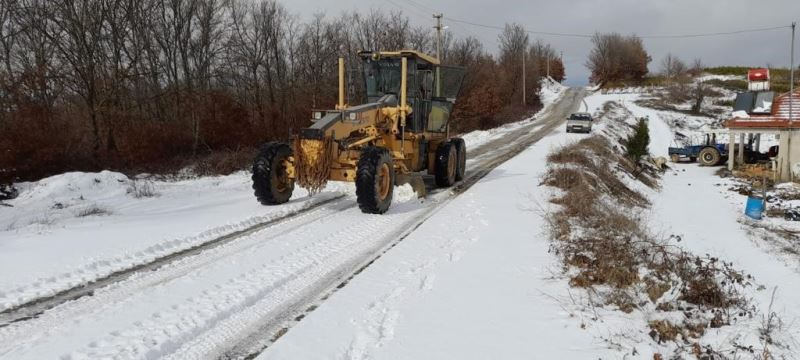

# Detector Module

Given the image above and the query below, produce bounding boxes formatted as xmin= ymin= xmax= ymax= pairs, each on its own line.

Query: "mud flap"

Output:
xmin=395 ymin=173 xmax=427 ymax=198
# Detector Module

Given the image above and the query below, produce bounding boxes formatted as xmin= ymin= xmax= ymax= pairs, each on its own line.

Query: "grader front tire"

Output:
xmin=435 ymin=142 xmax=458 ymax=187
xmin=252 ymin=142 xmax=295 ymax=205
xmin=356 ymin=147 xmax=395 ymax=214
xmin=451 ymin=138 xmax=467 ymax=181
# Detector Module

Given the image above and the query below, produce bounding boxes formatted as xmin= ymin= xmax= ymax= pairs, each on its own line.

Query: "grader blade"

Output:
xmin=395 ymin=173 xmax=427 ymax=198
xmin=293 ymin=136 xmax=333 ymax=195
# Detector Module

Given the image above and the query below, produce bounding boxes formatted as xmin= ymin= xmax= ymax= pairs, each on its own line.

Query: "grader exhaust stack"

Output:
xmin=251 ymin=50 xmax=466 ymax=214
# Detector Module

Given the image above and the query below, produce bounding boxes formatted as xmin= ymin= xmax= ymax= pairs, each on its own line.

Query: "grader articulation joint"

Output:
xmin=252 ymin=50 xmax=466 ymax=214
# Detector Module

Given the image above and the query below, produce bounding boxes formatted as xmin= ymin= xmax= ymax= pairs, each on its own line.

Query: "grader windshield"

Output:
xmin=364 ymin=58 xmax=403 ymax=100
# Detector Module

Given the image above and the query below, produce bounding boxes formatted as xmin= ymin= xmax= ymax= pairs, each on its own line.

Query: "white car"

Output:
xmin=566 ymin=112 xmax=593 ymax=133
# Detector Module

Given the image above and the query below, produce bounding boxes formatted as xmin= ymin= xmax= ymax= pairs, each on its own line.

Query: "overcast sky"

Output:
xmin=282 ymin=0 xmax=799 ymax=86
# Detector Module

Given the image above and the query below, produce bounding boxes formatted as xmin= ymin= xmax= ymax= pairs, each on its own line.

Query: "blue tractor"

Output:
xmin=668 ymin=133 xmax=729 ymax=166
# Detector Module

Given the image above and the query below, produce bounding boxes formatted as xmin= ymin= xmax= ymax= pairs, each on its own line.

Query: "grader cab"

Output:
xmin=252 ymin=50 xmax=466 ymax=214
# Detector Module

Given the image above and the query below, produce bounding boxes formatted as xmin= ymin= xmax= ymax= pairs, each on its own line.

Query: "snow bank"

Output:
xmin=539 ymin=76 xmax=567 ymax=106
xmin=697 ymin=73 xmax=745 ymax=82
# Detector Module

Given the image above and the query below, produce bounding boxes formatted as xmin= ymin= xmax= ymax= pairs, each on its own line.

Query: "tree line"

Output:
xmin=0 ymin=0 xmax=564 ymax=182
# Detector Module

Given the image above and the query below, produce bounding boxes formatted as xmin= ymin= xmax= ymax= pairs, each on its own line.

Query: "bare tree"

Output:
xmin=0 ymin=5 xmax=570 ymax=183
xmin=660 ymin=53 xmax=686 ymax=82
xmin=692 ymin=58 xmax=706 ymax=115
xmin=587 ymin=32 xmax=650 ymax=86
xmin=498 ymin=23 xmax=528 ymax=102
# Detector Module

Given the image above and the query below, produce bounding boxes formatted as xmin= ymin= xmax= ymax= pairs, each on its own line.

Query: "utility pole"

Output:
xmin=546 ymin=54 xmax=550 ymax=78
xmin=791 ymin=22 xmax=796 ymax=126
xmin=788 ymin=22 xmax=795 ymax=181
xmin=433 ymin=13 xmax=443 ymax=98
xmin=433 ymin=14 xmax=443 ymax=61
xmin=522 ymin=48 xmax=526 ymax=106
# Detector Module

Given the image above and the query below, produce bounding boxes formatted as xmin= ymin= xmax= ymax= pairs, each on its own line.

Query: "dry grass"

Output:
xmin=544 ymin=130 xmax=750 ymax=349
xmin=190 ymin=148 xmax=255 ymax=177
xmin=76 ymin=205 xmax=112 ymax=217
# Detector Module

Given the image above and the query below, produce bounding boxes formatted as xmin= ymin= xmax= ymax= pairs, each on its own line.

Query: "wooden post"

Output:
xmin=738 ymin=133 xmax=746 ymax=165
xmin=728 ymin=130 xmax=736 ymax=171
xmin=755 ymin=134 xmax=761 ymax=153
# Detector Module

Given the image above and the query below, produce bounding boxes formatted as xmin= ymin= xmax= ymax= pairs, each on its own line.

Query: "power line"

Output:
xmin=381 ymin=0 xmax=793 ymax=47
xmin=641 ymin=25 xmax=792 ymax=39
xmin=380 ymin=0 xmax=496 ymax=48
xmin=444 ymin=17 xmax=593 ymax=38
xmin=446 ymin=16 xmax=791 ymax=39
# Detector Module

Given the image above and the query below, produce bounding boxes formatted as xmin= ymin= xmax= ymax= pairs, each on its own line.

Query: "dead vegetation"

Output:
xmin=543 ymin=117 xmax=752 ymax=354
xmin=127 ymin=179 xmax=159 ymax=199
xmin=76 ymin=205 xmax=112 ymax=217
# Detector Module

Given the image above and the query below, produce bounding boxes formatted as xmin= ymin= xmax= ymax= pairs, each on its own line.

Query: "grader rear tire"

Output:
xmin=451 ymin=138 xmax=467 ymax=181
xmin=252 ymin=142 xmax=295 ymax=205
xmin=435 ymin=142 xmax=458 ymax=187
xmin=698 ymin=147 xmax=721 ymax=166
xmin=356 ymin=147 xmax=395 ymax=214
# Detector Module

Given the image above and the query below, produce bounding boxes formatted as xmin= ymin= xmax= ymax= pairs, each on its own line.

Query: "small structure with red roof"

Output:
xmin=726 ymin=88 xmax=800 ymax=181
xmin=747 ymin=68 xmax=770 ymax=91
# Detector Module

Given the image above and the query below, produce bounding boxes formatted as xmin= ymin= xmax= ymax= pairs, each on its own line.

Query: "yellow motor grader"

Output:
xmin=252 ymin=50 xmax=466 ymax=214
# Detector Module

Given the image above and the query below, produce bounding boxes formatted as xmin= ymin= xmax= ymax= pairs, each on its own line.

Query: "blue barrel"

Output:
xmin=745 ymin=196 xmax=765 ymax=220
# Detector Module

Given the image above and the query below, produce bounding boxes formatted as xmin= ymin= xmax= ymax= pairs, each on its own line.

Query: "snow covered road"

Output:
xmin=260 ymin=106 xmax=611 ymax=360
xmin=0 ymin=87 xmax=585 ymax=359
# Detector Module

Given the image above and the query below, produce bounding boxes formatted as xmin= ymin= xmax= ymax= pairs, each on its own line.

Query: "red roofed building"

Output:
xmin=726 ymin=90 xmax=800 ymax=128
xmin=726 ymin=89 xmax=800 ymax=181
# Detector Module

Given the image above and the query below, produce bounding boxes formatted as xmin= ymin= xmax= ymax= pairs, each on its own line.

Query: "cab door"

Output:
xmin=412 ymin=69 xmax=433 ymax=132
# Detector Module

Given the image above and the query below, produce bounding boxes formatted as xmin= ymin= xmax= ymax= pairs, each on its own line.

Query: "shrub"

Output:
xmin=625 ymin=117 xmax=650 ymax=162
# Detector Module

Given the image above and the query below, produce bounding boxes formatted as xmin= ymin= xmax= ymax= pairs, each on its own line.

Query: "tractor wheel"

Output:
xmin=435 ymin=141 xmax=458 ymax=187
xmin=356 ymin=147 xmax=395 ymax=214
xmin=451 ymin=138 xmax=467 ymax=181
xmin=670 ymin=154 xmax=680 ymax=163
xmin=252 ymin=142 xmax=295 ymax=205
xmin=698 ymin=147 xmax=721 ymax=166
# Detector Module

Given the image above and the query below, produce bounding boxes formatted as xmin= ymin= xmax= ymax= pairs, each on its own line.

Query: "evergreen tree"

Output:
xmin=626 ymin=117 xmax=650 ymax=161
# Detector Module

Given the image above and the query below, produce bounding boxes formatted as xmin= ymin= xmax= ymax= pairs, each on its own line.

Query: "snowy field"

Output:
xmin=4 ymin=80 xmax=800 ymax=358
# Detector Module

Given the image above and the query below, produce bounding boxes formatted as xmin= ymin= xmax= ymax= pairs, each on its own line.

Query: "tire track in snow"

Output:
xmin=341 ymin=192 xmax=487 ymax=359
xmin=0 ymin=194 xmax=348 ymax=327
